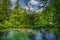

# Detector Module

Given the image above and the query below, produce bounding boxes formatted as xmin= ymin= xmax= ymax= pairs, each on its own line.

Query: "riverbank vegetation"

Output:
xmin=0 ymin=0 xmax=60 ymax=28
xmin=0 ymin=0 xmax=60 ymax=39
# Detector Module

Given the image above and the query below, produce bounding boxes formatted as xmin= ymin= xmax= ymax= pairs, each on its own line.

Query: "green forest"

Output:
xmin=0 ymin=0 xmax=60 ymax=40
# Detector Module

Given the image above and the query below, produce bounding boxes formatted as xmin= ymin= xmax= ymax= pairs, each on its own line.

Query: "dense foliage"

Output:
xmin=0 ymin=0 xmax=60 ymax=29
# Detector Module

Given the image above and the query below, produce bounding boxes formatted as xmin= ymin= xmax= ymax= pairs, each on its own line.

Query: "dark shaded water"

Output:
xmin=0 ymin=29 xmax=60 ymax=40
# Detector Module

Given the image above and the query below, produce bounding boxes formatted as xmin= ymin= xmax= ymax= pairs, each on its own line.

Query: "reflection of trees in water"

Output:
xmin=0 ymin=28 xmax=60 ymax=40
xmin=28 ymin=32 xmax=35 ymax=40
xmin=28 ymin=29 xmax=60 ymax=40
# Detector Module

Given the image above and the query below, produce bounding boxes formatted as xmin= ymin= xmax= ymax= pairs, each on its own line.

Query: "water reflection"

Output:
xmin=34 ymin=30 xmax=42 ymax=40
xmin=1 ymin=29 xmax=60 ymax=40
xmin=45 ymin=32 xmax=56 ymax=40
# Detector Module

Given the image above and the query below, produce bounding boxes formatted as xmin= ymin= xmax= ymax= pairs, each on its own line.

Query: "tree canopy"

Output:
xmin=0 ymin=0 xmax=60 ymax=29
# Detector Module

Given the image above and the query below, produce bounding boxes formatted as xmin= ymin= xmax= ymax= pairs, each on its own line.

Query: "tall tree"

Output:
xmin=0 ymin=0 xmax=12 ymax=21
xmin=3 ymin=0 xmax=12 ymax=20
xmin=9 ymin=0 xmax=27 ymax=28
xmin=51 ymin=0 xmax=60 ymax=27
xmin=0 ymin=0 xmax=12 ymax=29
